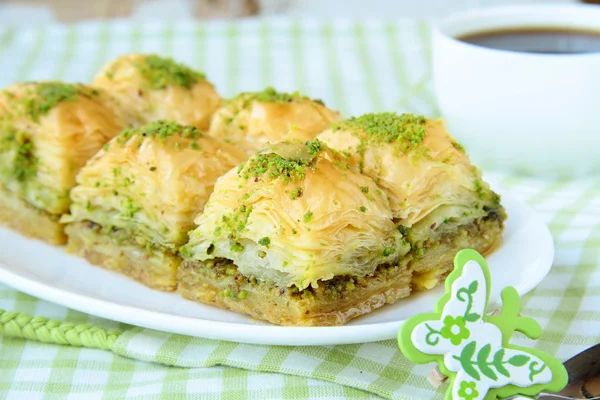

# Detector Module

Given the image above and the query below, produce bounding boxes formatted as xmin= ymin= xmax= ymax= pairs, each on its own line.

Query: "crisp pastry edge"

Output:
xmin=0 ymin=187 xmax=66 ymax=245
xmin=65 ymin=222 xmax=180 ymax=291
xmin=178 ymin=214 xmax=504 ymax=326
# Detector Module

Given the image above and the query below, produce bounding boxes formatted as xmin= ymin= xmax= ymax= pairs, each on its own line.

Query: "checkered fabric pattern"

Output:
xmin=0 ymin=19 xmax=599 ymax=399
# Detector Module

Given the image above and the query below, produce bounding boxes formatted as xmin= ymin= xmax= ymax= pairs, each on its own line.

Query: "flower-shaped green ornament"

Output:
xmin=398 ymin=249 xmax=568 ymax=400
xmin=440 ymin=316 xmax=470 ymax=346
xmin=458 ymin=381 xmax=479 ymax=400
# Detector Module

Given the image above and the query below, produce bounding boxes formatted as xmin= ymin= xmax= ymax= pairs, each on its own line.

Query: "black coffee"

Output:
xmin=458 ymin=28 xmax=600 ymax=54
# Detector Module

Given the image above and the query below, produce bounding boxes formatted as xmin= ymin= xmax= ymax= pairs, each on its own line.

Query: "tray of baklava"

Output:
xmin=0 ymin=54 xmax=554 ymax=345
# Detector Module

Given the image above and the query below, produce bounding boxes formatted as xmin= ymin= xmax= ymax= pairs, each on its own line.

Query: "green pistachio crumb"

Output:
xmin=18 ymin=82 xmax=99 ymax=122
xmin=224 ymin=204 xmax=252 ymax=232
xmin=149 ymin=166 xmax=157 ymax=171
xmin=239 ymin=141 xmax=324 ymax=183
xmin=258 ymin=250 xmax=267 ymax=258
xmin=416 ymin=248 xmax=425 ymax=258
xmin=306 ymin=140 xmax=323 ymax=156
xmin=230 ymin=87 xmax=312 ymax=107
xmin=133 ymin=55 xmax=205 ymax=90
xmin=190 ymin=141 xmax=201 ymax=150
xmin=331 ymin=113 xmax=428 ymax=167
xmin=451 ymin=140 xmax=466 ymax=153
xmin=123 ymin=200 xmax=142 ymax=218
xmin=118 ymin=120 xmax=200 ymax=145
xmin=238 ymin=290 xmax=248 ymax=299
xmin=383 ymin=247 xmax=393 ymax=257
xmin=230 ymin=242 xmax=245 ymax=252
xmin=303 ymin=210 xmax=313 ymax=223
xmin=397 ymin=225 xmax=409 ymax=236
xmin=360 ymin=186 xmax=369 ymax=193
xmin=474 ymin=179 xmax=485 ymax=199
xmin=359 ymin=206 xmax=367 ymax=213
xmin=290 ymin=187 xmax=303 ymax=200
xmin=258 ymin=237 xmax=271 ymax=247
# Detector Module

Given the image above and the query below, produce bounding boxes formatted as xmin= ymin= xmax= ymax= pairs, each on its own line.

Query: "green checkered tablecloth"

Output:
xmin=1 ymin=19 xmax=599 ymax=399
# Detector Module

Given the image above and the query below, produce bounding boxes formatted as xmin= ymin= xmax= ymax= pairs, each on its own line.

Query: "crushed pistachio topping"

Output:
xmin=230 ymin=242 xmax=245 ymax=252
xmin=383 ymin=247 xmax=393 ymax=257
xmin=217 ymin=204 xmax=253 ymax=241
xmin=227 ymin=87 xmax=317 ymax=108
xmin=303 ymin=210 xmax=313 ymax=223
xmin=331 ymin=112 xmax=428 ymax=170
xmin=0 ymin=129 xmax=37 ymax=181
xmin=123 ymin=199 xmax=142 ymax=218
xmin=359 ymin=206 xmax=367 ymax=213
xmin=258 ymin=237 xmax=270 ymax=247
xmin=289 ymin=187 xmax=303 ymax=200
xmin=133 ymin=55 xmax=205 ymax=90
xmin=306 ymin=140 xmax=324 ymax=156
xmin=451 ymin=140 xmax=466 ymax=153
xmin=118 ymin=120 xmax=200 ymax=145
xmin=360 ymin=186 xmax=369 ymax=193
xmin=15 ymin=82 xmax=99 ymax=122
xmin=238 ymin=140 xmax=324 ymax=183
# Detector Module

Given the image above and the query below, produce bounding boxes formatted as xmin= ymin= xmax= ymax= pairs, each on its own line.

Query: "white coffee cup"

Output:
xmin=432 ymin=5 xmax=600 ymax=177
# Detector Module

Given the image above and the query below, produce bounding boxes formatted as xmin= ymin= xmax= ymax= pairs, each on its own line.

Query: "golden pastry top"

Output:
xmin=317 ymin=113 xmax=501 ymax=228
xmin=93 ymin=54 xmax=221 ymax=130
xmin=207 ymin=88 xmax=341 ymax=154
xmin=0 ymin=82 xmax=128 ymax=214
xmin=183 ymin=140 xmax=408 ymax=289
xmin=63 ymin=121 xmax=247 ymax=249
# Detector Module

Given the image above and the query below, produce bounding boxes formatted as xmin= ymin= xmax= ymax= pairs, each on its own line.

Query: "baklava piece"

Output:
xmin=180 ymin=140 xmax=410 ymax=326
xmin=93 ymin=54 xmax=221 ymax=129
xmin=317 ymin=113 xmax=506 ymax=291
xmin=207 ymin=88 xmax=340 ymax=154
xmin=0 ymin=82 xmax=128 ymax=244
xmin=61 ymin=121 xmax=246 ymax=290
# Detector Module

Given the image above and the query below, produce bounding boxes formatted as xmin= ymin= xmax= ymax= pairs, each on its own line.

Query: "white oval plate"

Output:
xmin=0 ymin=192 xmax=553 ymax=346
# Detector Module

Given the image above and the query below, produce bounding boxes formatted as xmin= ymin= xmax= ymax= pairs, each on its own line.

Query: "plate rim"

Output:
xmin=0 ymin=192 xmax=554 ymax=346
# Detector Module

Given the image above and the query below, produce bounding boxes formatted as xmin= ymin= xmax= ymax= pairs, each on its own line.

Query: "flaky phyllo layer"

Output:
xmin=93 ymin=54 xmax=222 ymax=129
xmin=62 ymin=120 xmax=246 ymax=250
xmin=317 ymin=113 xmax=503 ymax=232
xmin=207 ymin=88 xmax=341 ymax=154
xmin=182 ymin=140 xmax=408 ymax=290
xmin=0 ymin=82 xmax=128 ymax=214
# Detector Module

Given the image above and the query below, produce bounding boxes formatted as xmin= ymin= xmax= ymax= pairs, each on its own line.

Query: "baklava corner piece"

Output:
xmin=317 ymin=113 xmax=506 ymax=291
xmin=93 ymin=54 xmax=221 ymax=129
xmin=62 ymin=120 xmax=247 ymax=290
xmin=0 ymin=82 xmax=128 ymax=244
xmin=207 ymin=88 xmax=341 ymax=154
xmin=179 ymin=140 xmax=411 ymax=326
